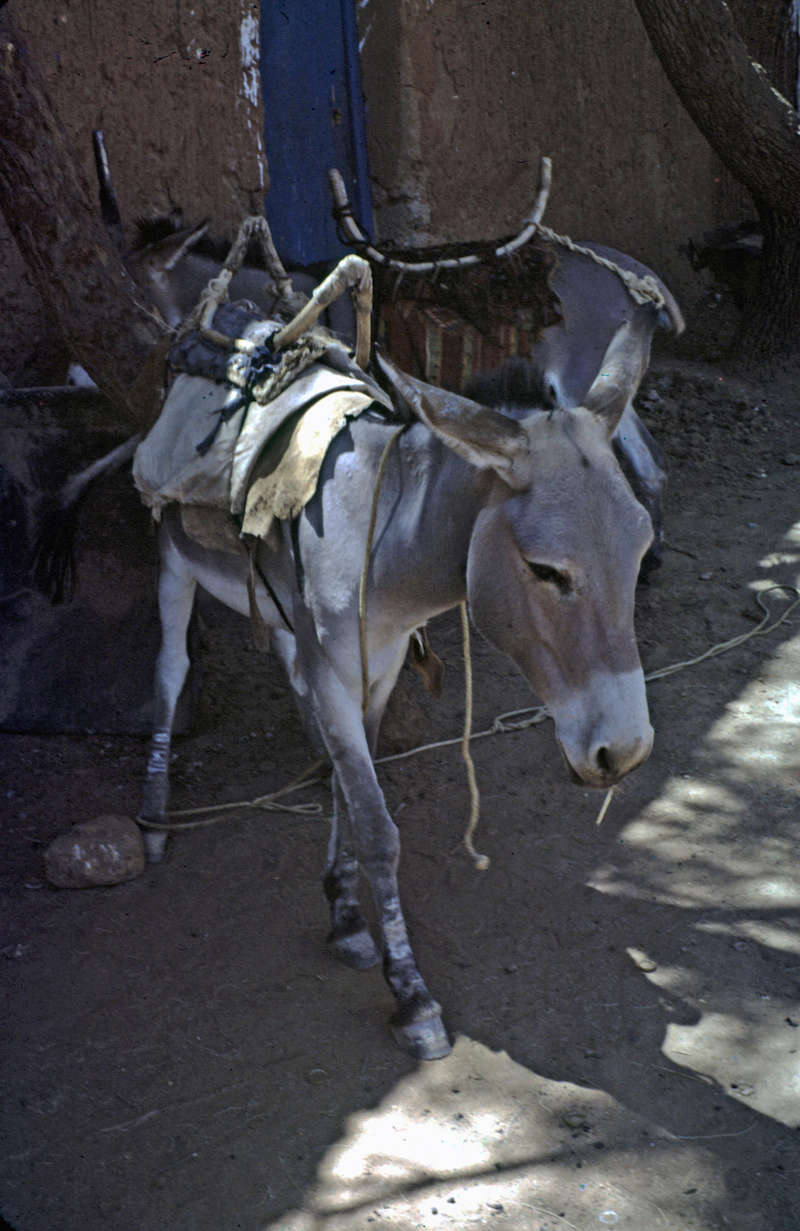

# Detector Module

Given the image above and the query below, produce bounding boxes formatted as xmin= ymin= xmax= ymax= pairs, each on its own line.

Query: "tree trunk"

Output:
xmin=737 ymin=200 xmax=800 ymax=365
xmin=727 ymin=1 xmax=798 ymax=107
xmin=634 ymin=0 xmax=800 ymax=369
xmin=0 ymin=13 xmax=167 ymax=429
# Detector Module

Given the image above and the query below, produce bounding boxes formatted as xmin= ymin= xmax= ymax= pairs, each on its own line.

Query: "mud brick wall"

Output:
xmin=1 ymin=0 xmax=266 ymax=385
xmin=357 ymin=0 xmax=748 ymax=307
xmin=1 ymin=0 xmax=753 ymax=385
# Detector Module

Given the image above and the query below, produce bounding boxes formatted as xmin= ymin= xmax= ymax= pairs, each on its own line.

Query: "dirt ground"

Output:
xmin=1 ymin=315 xmax=800 ymax=1230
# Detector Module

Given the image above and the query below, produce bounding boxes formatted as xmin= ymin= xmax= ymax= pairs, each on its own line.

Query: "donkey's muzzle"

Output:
xmin=559 ymin=725 xmax=653 ymax=788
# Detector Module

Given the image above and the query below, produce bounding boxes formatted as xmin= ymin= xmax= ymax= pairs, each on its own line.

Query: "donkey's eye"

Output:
xmin=527 ymin=561 xmax=572 ymax=594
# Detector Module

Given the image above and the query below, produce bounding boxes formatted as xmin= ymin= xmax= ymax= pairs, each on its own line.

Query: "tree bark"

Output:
xmin=727 ymin=1 xmax=798 ymax=106
xmin=634 ymin=0 xmax=800 ymax=368
xmin=0 ymin=13 xmax=167 ymax=429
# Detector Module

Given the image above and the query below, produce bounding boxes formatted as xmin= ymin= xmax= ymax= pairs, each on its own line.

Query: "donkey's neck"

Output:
xmin=366 ymin=418 xmax=496 ymax=626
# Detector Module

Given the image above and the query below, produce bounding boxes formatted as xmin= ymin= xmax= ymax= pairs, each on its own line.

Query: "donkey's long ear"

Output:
xmin=583 ymin=313 xmax=652 ymax=435
xmin=376 ymin=353 xmax=529 ymax=487
xmin=158 ymin=221 xmax=210 ymax=272
xmin=131 ymin=221 xmax=210 ymax=273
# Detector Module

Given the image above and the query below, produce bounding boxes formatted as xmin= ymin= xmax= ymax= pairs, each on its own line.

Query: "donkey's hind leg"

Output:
xmin=269 ymin=624 xmax=380 ymax=969
xmin=324 ymin=777 xmax=380 ymax=969
xmin=139 ymin=525 xmax=197 ymax=862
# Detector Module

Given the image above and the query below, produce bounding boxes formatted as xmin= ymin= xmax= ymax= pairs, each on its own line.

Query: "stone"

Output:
xmin=44 ymin=814 xmax=145 ymax=888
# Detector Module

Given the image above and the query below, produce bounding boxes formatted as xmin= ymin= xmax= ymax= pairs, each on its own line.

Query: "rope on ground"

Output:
xmin=643 ymin=584 xmax=800 ymax=681
xmin=158 ymin=584 xmax=799 ymax=839
xmin=383 ymin=583 xmax=800 ymax=840
xmin=380 ymin=583 xmax=800 ymax=763
xmin=145 ymin=758 xmax=328 ymax=832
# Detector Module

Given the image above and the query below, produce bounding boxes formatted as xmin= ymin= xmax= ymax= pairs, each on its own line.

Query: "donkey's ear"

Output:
xmin=159 ymin=221 xmax=210 ymax=271
xmin=583 ymin=314 xmax=652 ymax=435
xmin=376 ymin=353 xmax=529 ymax=487
xmin=134 ymin=221 xmax=209 ymax=273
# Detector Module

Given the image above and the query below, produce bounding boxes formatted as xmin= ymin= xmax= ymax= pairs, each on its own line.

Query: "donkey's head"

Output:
xmin=379 ymin=322 xmax=654 ymax=788
xmin=126 ymin=218 xmax=213 ymax=328
xmin=126 ymin=214 xmax=311 ymax=329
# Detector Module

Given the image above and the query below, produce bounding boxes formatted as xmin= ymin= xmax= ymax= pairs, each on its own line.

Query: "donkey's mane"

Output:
xmin=464 ymin=358 xmax=557 ymax=414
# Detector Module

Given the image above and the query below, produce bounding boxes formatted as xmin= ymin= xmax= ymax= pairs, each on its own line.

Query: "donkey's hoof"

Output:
xmin=390 ymin=1010 xmax=451 ymax=1061
xmin=328 ymin=926 xmax=381 ymax=970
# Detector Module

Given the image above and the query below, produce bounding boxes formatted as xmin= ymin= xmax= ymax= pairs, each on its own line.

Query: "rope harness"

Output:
xmin=526 ymin=223 xmax=665 ymax=313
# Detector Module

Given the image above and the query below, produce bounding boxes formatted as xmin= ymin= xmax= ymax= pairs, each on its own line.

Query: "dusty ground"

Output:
xmin=1 ymin=324 xmax=800 ymax=1230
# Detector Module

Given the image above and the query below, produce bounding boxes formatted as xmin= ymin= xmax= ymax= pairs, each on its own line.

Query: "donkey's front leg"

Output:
xmin=342 ymin=756 xmax=449 ymax=1058
xmin=139 ymin=527 xmax=197 ymax=862
xmin=305 ymin=657 xmax=450 ymax=1059
xmin=322 ymin=667 xmax=404 ymax=972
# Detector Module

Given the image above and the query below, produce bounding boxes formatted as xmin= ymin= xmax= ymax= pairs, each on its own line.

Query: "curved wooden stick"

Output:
xmin=328 ymin=156 xmax=552 ymax=273
xmin=274 ymin=253 xmax=372 ymax=369
xmin=329 ymin=159 xmax=665 ymax=312
xmin=189 ymin=218 xmax=372 ymax=369
xmin=196 ymin=215 xmax=299 ymax=331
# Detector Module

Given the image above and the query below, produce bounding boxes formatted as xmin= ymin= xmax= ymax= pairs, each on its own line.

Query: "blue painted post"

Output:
xmin=260 ymin=0 xmax=374 ymax=267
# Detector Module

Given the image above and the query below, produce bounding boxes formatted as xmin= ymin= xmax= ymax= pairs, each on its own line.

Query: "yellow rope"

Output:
xmin=145 ymin=757 xmax=328 ymax=830
xmin=530 ymin=222 xmax=666 ymax=311
xmin=459 ymin=602 xmax=490 ymax=870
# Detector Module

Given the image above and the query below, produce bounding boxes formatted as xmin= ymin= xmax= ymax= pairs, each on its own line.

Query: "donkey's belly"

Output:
xmin=191 ymin=557 xmax=252 ymax=618
xmin=165 ymin=507 xmax=284 ymax=626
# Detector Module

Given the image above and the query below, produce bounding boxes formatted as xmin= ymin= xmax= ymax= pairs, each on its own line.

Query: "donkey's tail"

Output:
xmin=32 ymin=433 xmax=140 ymax=603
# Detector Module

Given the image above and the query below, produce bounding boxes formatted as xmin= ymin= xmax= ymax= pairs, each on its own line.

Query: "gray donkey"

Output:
xmin=136 ymin=316 xmax=655 ymax=1061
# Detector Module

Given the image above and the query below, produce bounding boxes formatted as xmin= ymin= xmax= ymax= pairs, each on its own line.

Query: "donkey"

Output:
xmin=138 ymin=316 xmax=655 ymax=1060
xmin=87 ymin=131 xmax=341 ymax=337
xmin=126 ymin=215 xmax=355 ymax=341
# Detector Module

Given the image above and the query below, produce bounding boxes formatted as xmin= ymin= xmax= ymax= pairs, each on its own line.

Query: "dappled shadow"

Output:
xmin=2 ymin=386 xmax=799 ymax=1231
xmin=262 ymin=1034 xmax=729 ymax=1230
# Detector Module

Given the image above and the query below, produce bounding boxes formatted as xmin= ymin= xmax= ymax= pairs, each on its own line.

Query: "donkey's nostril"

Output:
xmin=588 ymin=729 xmax=653 ymax=782
xmin=595 ymin=745 xmax=613 ymax=775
